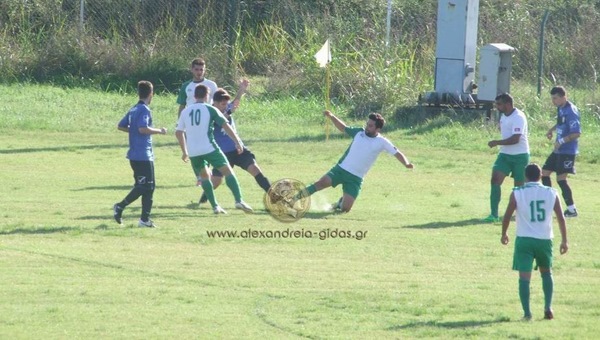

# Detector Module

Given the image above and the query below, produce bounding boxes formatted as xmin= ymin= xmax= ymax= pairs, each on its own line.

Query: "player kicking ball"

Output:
xmin=297 ymin=110 xmax=413 ymax=212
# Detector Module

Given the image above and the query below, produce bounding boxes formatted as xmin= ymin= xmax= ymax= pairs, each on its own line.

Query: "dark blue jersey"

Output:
xmin=213 ymin=103 xmax=238 ymax=153
xmin=118 ymin=101 xmax=154 ymax=161
xmin=555 ymin=101 xmax=581 ymax=155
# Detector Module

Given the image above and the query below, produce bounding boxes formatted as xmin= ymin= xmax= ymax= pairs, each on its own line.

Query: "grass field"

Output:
xmin=1 ymin=85 xmax=599 ymax=338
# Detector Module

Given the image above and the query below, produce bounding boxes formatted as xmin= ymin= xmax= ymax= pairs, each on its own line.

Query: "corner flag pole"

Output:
xmin=315 ymin=39 xmax=332 ymax=141
xmin=325 ymin=62 xmax=331 ymax=141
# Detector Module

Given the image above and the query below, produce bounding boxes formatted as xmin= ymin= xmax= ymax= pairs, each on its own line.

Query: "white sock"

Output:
xmin=568 ymin=205 xmax=576 ymax=212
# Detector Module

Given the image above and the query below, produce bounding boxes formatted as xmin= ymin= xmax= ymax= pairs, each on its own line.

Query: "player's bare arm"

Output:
xmin=488 ymin=133 xmax=522 ymax=148
xmin=324 ymin=110 xmax=347 ymax=133
xmin=552 ymin=196 xmax=569 ymax=254
xmin=177 ymin=104 xmax=185 ymax=119
xmin=175 ymin=130 xmax=189 ymax=162
xmin=394 ymin=151 xmax=413 ymax=169
xmin=231 ymin=78 xmax=249 ymax=112
xmin=501 ymin=192 xmax=517 ymax=245
xmin=554 ymin=132 xmax=581 ymax=150
xmin=546 ymin=124 xmax=557 ymax=139
xmin=139 ymin=127 xmax=167 ymax=135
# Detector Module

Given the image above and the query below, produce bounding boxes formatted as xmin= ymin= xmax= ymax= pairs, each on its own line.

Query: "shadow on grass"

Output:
xmin=302 ymin=211 xmax=333 ymax=219
xmin=399 ymin=218 xmax=487 ymax=229
xmin=73 ymin=184 xmax=191 ymax=191
xmin=0 ymin=226 xmax=77 ymax=235
xmin=0 ymin=141 xmax=179 ymax=155
xmin=386 ymin=317 xmax=510 ymax=331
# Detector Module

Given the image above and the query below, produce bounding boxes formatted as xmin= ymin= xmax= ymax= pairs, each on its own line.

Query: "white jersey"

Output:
xmin=499 ymin=108 xmax=529 ymax=155
xmin=514 ymin=182 xmax=558 ymax=240
xmin=176 ymin=103 xmax=227 ymax=157
xmin=177 ymin=79 xmax=219 ymax=106
xmin=338 ymin=127 xmax=398 ymax=178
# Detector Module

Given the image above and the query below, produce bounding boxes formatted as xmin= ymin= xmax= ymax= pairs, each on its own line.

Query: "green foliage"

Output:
xmin=0 ymin=0 xmax=599 ymax=105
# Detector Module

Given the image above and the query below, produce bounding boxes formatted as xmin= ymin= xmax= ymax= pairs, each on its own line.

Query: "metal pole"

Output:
xmin=537 ymin=9 xmax=550 ymax=97
xmin=79 ymin=0 xmax=84 ymax=36
xmin=385 ymin=0 xmax=392 ymax=48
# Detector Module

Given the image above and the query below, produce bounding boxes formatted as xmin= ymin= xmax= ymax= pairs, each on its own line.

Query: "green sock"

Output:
xmin=225 ymin=174 xmax=242 ymax=202
xmin=491 ymin=184 xmax=501 ymax=217
xmin=200 ymin=179 xmax=218 ymax=208
xmin=519 ymin=279 xmax=531 ymax=317
xmin=541 ymin=271 xmax=553 ymax=311
xmin=294 ymin=184 xmax=316 ymax=200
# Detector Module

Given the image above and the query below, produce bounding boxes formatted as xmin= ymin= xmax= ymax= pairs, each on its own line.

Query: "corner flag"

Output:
xmin=314 ymin=39 xmax=331 ymax=68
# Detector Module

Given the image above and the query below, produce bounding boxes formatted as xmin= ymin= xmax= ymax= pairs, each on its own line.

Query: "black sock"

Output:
xmin=254 ymin=173 xmax=271 ymax=192
xmin=542 ymin=176 xmax=552 ymax=187
xmin=557 ymin=180 xmax=574 ymax=206
xmin=140 ymin=189 xmax=154 ymax=222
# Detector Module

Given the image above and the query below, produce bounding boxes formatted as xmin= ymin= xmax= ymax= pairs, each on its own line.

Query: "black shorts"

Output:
xmin=212 ymin=148 xmax=256 ymax=177
xmin=542 ymin=152 xmax=576 ymax=175
xmin=129 ymin=160 xmax=155 ymax=189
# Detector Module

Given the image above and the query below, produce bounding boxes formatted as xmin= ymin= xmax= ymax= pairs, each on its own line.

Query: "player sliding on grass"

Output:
xmin=501 ymin=163 xmax=568 ymax=321
xmin=297 ymin=110 xmax=413 ymax=212
xmin=175 ymin=84 xmax=253 ymax=214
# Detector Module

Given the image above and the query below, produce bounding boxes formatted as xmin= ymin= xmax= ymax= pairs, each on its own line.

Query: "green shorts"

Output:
xmin=190 ymin=149 xmax=229 ymax=176
xmin=512 ymin=236 xmax=553 ymax=272
xmin=493 ymin=153 xmax=530 ymax=182
xmin=326 ymin=165 xmax=363 ymax=199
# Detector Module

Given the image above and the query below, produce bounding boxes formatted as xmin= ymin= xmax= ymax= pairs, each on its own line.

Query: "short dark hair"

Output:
xmin=137 ymin=80 xmax=153 ymax=99
xmin=194 ymin=84 xmax=209 ymax=100
xmin=191 ymin=58 xmax=205 ymax=67
xmin=368 ymin=113 xmax=385 ymax=129
xmin=213 ymin=88 xmax=231 ymax=103
xmin=550 ymin=86 xmax=566 ymax=97
xmin=495 ymin=93 xmax=513 ymax=105
xmin=525 ymin=163 xmax=542 ymax=182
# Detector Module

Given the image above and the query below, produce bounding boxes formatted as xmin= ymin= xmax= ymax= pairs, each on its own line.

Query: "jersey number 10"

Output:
xmin=189 ymin=109 xmax=202 ymax=126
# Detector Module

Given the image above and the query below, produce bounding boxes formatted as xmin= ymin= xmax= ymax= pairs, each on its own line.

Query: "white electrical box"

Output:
xmin=477 ymin=43 xmax=515 ymax=101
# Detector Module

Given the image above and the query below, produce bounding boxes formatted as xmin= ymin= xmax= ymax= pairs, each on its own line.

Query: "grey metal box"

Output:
xmin=478 ymin=43 xmax=515 ymax=101
xmin=434 ymin=0 xmax=479 ymax=94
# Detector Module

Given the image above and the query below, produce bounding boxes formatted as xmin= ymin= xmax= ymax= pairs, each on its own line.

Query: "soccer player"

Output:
xmin=542 ymin=86 xmax=581 ymax=217
xmin=484 ymin=93 xmax=530 ymax=222
xmin=175 ymin=84 xmax=253 ymax=214
xmin=198 ymin=79 xmax=271 ymax=205
xmin=501 ymin=163 xmax=568 ymax=321
xmin=176 ymin=58 xmax=219 ymax=118
xmin=297 ymin=110 xmax=413 ymax=213
xmin=113 ymin=81 xmax=167 ymax=228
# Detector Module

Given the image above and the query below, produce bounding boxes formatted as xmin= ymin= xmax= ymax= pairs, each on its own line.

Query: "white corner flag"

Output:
xmin=314 ymin=39 xmax=331 ymax=68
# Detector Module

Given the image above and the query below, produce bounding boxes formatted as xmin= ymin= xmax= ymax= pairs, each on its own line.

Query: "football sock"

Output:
xmin=519 ymin=278 xmax=531 ymax=317
xmin=567 ymin=204 xmax=576 ymax=212
xmin=541 ymin=271 xmax=553 ymax=311
xmin=557 ymin=180 xmax=574 ymax=206
xmin=225 ymin=174 xmax=243 ymax=202
xmin=490 ymin=184 xmax=501 ymax=217
xmin=200 ymin=179 xmax=218 ymax=208
xmin=140 ymin=189 xmax=154 ymax=222
xmin=254 ymin=173 xmax=271 ymax=192
xmin=542 ymin=176 xmax=552 ymax=187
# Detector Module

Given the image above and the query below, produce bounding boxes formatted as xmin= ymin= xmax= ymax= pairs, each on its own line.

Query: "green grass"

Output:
xmin=1 ymin=84 xmax=600 ymax=338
